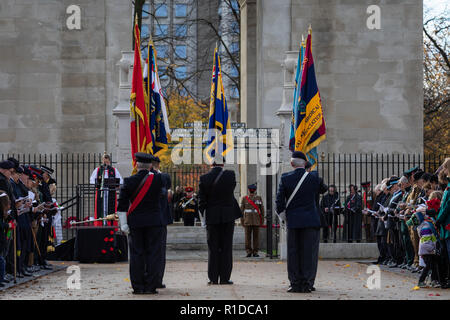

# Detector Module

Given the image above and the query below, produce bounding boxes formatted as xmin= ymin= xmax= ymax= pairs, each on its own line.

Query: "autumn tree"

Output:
xmin=423 ymin=7 xmax=450 ymax=155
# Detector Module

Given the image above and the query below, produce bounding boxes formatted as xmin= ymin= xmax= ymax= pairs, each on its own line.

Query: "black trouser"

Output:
xmin=129 ymin=226 xmax=164 ymax=292
xmin=183 ymin=214 xmax=195 ymax=226
xmin=156 ymin=226 xmax=167 ymax=286
xmin=376 ymin=234 xmax=388 ymax=263
xmin=287 ymin=227 xmax=320 ymax=290
xmin=206 ymin=222 xmax=234 ymax=283
xmin=322 ymin=213 xmax=331 ymax=241
xmin=37 ymin=222 xmax=50 ymax=265
xmin=345 ymin=211 xmax=362 ymax=242
xmin=419 ymin=254 xmax=440 ymax=283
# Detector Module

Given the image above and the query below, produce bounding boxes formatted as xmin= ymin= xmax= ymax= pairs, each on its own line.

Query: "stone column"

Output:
xmin=275 ymin=50 xmax=298 ymax=260
xmin=112 ymin=51 xmax=134 ymax=178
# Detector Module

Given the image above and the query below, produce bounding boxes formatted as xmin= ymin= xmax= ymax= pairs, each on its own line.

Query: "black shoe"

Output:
xmin=287 ymin=286 xmax=300 ymax=293
xmin=144 ymin=289 xmax=158 ymax=294
xmin=333 ymin=239 xmax=337 ymax=243
xmin=323 ymin=240 xmax=328 ymax=243
xmin=1 ymin=278 xmax=10 ymax=284
xmin=299 ymin=287 xmax=312 ymax=293
xmin=41 ymin=265 xmax=52 ymax=270
xmin=132 ymin=290 xmax=145 ymax=295
xmin=16 ymin=273 xmax=24 ymax=278
xmin=253 ymin=253 xmax=259 ymax=257
xmin=246 ymin=253 xmax=252 ymax=257
xmin=156 ymin=284 xmax=166 ymax=289
xmin=220 ymin=280 xmax=233 ymax=285
xmin=22 ymin=271 xmax=32 ymax=277
xmin=310 ymin=286 xmax=316 ymax=291
xmin=207 ymin=281 xmax=218 ymax=285
xmin=0 ymin=282 xmax=5 ymax=287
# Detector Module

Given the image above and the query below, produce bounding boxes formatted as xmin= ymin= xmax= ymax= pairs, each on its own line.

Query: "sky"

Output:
xmin=423 ymin=0 xmax=448 ymax=18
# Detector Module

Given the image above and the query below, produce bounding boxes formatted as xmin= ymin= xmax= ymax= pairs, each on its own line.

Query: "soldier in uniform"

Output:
xmin=177 ymin=187 xmax=199 ymax=226
xmin=361 ymin=182 xmax=374 ymax=242
xmin=117 ymin=152 xmax=164 ymax=295
xmin=198 ymin=163 xmax=242 ymax=285
xmin=240 ymin=184 xmax=264 ymax=257
xmin=151 ymin=156 xmax=172 ymax=289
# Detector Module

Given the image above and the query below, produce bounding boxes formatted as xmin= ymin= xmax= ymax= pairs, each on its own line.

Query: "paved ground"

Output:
xmin=1 ymin=252 xmax=448 ymax=300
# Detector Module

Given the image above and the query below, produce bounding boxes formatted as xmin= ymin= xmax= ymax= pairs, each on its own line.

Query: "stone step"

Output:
xmin=167 ymin=225 xmax=246 ymax=250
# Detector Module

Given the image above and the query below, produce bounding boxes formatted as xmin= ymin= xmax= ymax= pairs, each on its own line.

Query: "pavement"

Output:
xmin=0 ymin=251 xmax=449 ymax=300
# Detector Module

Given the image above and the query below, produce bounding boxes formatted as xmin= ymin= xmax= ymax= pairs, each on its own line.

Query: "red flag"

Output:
xmin=130 ymin=19 xmax=152 ymax=173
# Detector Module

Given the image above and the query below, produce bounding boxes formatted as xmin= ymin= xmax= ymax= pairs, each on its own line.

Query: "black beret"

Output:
xmin=15 ymin=166 xmax=24 ymax=174
xmin=7 ymin=157 xmax=20 ymax=169
xmin=291 ymin=151 xmax=307 ymax=161
xmin=40 ymin=165 xmax=54 ymax=175
xmin=22 ymin=166 xmax=31 ymax=176
xmin=248 ymin=184 xmax=257 ymax=190
xmin=0 ymin=160 xmax=15 ymax=169
xmin=152 ymin=156 xmax=161 ymax=163
xmin=135 ymin=152 xmax=155 ymax=163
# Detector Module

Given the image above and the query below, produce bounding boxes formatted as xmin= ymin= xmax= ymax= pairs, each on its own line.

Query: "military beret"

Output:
xmin=7 ymin=157 xmax=20 ymax=169
xmin=152 ymin=156 xmax=161 ymax=163
xmin=134 ymin=152 xmax=155 ymax=163
xmin=40 ymin=165 xmax=54 ymax=175
xmin=0 ymin=160 xmax=15 ymax=169
xmin=185 ymin=187 xmax=193 ymax=192
xmin=248 ymin=184 xmax=257 ymax=190
xmin=361 ymin=182 xmax=371 ymax=188
xmin=403 ymin=166 xmax=419 ymax=177
xmin=291 ymin=151 xmax=307 ymax=161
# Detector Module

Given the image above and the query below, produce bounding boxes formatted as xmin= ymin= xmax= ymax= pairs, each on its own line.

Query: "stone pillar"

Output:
xmin=112 ymin=51 xmax=134 ymax=178
xmin=239 ymin=0 xmax=258 ymax=199
xmin=275 ymin=50 xmax=298 ymax=260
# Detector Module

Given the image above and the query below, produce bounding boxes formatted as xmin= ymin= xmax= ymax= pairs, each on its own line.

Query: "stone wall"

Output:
xmin=0 ymin=0 xmax=131 ymax=155
xmin=257 ymin=0 xmax=424 ymax=155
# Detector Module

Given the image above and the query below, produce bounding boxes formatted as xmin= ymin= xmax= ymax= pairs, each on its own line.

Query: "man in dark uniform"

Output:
xmin=320 ymin=185 xmax=341 ymax=243
xmin=198 ymin=163 xmax=241 ymax=285
xmin=276 ymin=151 xmax=321 ymax=293
xmin=117 ymin=152 xmax=164 ymax=294
xmin=361 ymin=182 xmax=374 ymax=242
xmin=178 ymin=187 xmax=199 ymax=226
xmin=151 ymin=156 xmax=172 ymax=289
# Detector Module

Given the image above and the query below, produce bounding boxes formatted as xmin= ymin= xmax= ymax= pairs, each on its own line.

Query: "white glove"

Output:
xmin=199 ymin=211 xmax=206 ymax=228
xmin=117 ymin=211 xmax=129 ymax=234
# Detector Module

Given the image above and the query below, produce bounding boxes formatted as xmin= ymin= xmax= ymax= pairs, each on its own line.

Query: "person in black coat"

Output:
xmin=198 ymin=163 xmax=241 ymax=285
xmin=117 ymin=153 xmax=164 ymax=295
xmin=151 ymin=157 xmax=173 ymax=289
xmin=320 ymin=185 xmax=341 ymax=243
xmin=344 ymin=185 xmax=363 ymax=243
xmin=276 ymin=152 xmax=321 ymax=293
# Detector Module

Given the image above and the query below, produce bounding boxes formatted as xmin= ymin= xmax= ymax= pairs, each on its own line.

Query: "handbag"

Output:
xmin=276 ymin=172 xmax=309 ymax=227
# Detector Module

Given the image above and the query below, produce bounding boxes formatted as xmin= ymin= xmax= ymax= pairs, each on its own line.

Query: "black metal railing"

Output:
xmin=2 ymin=153 xmax=448 ymax=245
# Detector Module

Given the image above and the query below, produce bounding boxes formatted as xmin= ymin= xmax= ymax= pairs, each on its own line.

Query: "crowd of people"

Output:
xmin=0 ymin=158 xmax=62 ymax=286
xmin=319 ymin=158 xmax=450 ymax=289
